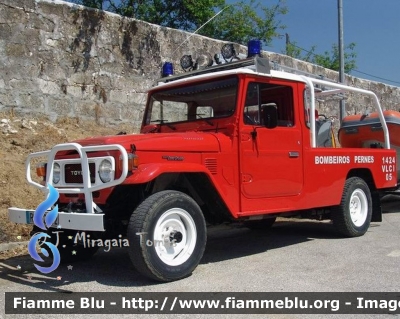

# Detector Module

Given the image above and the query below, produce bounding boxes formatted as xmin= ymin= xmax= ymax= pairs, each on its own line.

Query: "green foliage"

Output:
xmin=313 ymin=42 xmax=357 ymax=73
xmin=67 ymin=0 xmax=287 ymax=46
xmin=285 ymin=39 xmax=357 ymax=73
xmin=285 ymin=39 xmax=315 ymax=62
xmin=201 ymin=0 xmax=288 ymax=46
xmin=71 ymin=0 xmax=104 ymax=9
xmin=106 ymin=0 xmax=221 ymax=29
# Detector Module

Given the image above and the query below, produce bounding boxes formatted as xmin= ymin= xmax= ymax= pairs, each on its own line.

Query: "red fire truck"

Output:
xmin=9 ymin=41 xmax=397 ymax=282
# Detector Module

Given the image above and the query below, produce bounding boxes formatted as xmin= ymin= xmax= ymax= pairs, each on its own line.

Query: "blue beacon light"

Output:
xmin=162 ymin=62 xmax=174 ymax=77
xmin=247 ymin=40 xmax=261 ymax=58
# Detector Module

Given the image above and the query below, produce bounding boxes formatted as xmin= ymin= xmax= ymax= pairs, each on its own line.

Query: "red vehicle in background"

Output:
xmin=9 ymin=41 xmax=397 ymax=282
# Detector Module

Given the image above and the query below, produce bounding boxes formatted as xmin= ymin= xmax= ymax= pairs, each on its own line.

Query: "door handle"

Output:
xmin=288 ymin=151 xmax=299 ymax=158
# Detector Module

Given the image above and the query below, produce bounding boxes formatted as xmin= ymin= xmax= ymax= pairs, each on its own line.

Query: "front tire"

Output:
xmin=127 ymin=191 xmax=207 ymax=282
xmin=332 ymin=177 xmax=372 ymax=237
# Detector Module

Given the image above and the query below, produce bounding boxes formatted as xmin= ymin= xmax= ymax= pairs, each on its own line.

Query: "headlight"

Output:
xmin=99 ymin=159 xmax=113 ymax=183
xmin=53 ymin=163 xmax=61 ymax=184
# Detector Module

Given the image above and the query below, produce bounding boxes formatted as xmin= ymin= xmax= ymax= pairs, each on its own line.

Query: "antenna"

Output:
xmin=169 ymin=5 xmax=232 ymax=58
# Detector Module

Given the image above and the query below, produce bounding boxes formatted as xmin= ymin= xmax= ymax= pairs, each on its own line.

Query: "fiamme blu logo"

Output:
xmin=27 ymin=184 xmax=60 ymax=274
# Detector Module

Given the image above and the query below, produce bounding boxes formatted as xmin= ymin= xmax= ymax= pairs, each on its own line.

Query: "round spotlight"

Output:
xmin=180 ymin=55 xmax=194 ymax=71
xmin=214 ymin=53 xmax=222 ymax=64
xmin=247 ymin=39 xmax=262 ymax=58
xmin=162 ymin=62 xmax=174 ymax=77
xmin=195 ymin=53 xmax=213 ymax=69
xmin=221 ymin=43 xmax=236 ymax=61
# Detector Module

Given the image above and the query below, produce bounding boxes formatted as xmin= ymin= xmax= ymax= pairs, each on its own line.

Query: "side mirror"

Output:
xmin=261 ymin=103 xmax=278 ymax=129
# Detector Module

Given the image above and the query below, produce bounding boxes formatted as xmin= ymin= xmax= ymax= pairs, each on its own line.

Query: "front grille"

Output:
xmin=64 ymin=163 xmax=96 ymax=184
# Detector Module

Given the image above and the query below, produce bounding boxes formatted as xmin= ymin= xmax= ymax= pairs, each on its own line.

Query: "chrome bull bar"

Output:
xmin=26 ymin=142 xmax=129 ymax=214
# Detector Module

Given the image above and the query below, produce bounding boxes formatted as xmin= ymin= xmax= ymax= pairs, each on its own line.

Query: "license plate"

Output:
xmin=26 ymin=211 xmax=59 ymax=228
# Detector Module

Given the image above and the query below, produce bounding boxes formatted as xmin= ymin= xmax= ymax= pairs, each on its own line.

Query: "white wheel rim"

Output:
xmin=349 ymin=188 xmax=368 ymax=227
xmin=153 ymin=208 xmax=197 ymax=266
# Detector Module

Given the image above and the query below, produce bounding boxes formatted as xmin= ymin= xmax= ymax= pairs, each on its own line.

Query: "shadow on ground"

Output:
xmin=0 ymin=197 xmax=398 ymax=290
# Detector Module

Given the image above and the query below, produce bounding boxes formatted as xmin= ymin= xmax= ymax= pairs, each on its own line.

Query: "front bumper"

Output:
xmin=8 ymin=207 xmax=105 ymax=232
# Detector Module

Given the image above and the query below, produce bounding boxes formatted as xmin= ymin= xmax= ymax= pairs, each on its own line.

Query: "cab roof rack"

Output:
xmin=160 ymin=56 xmax=271 ymax=83
xmin=159 ymin=55 xmax=336 ymax=85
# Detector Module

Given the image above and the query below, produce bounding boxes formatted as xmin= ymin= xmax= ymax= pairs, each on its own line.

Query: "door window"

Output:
xmin=244 ymin=82 xmax=294 ymax=127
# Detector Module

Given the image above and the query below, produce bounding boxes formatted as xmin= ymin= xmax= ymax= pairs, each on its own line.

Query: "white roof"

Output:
xmin=154 ymin=67 xmax=307 ymax=90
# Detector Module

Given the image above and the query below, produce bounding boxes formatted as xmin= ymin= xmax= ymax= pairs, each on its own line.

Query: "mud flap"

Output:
xmin=371 ymin=206 xmax=382 ymax=222
xmin=371 ymin=192 xmax=382 ymax=222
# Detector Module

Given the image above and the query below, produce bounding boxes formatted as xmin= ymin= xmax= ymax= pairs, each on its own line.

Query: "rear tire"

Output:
xmin=332 ymin=177 xmax=372 ymax=237
xmin=127 ymin=190 xmax=207 ymax=282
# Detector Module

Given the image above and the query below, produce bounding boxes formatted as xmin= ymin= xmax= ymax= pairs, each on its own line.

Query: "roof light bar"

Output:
xmin=159 ymin=40 xmax=265 ymax=81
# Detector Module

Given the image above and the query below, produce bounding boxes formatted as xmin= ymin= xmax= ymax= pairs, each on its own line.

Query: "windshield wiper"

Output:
xmin=151 ymin=119 xmax=176 ymax=130
xmin=196 ymin=114 xmax=214 ymax=126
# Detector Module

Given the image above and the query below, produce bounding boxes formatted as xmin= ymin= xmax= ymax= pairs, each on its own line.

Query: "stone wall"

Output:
xmin=1 ymin=0 xmax=400 ymax=131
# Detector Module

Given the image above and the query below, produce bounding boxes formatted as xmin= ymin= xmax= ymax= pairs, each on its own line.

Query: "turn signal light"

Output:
xmin=36 ymin=163 xmax=46 ymax=177
xmin=119 ymin=153 xmax=139 ymax=172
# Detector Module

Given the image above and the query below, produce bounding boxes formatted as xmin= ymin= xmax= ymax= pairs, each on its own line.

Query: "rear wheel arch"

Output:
xmin=346 ymin=168 xmax=376 ymax=190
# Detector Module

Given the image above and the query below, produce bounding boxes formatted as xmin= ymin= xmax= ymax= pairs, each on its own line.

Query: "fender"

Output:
xmin=122 ymin=162 xmax=239 ymax=216
xmin=123 ymin=162 xmax=215 ymax=184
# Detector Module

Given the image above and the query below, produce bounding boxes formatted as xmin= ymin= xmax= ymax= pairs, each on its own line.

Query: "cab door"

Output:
xmin=240 ymin=81 xmax=304 ymax=200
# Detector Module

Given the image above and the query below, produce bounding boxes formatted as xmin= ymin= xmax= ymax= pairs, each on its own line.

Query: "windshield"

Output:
xmin=145 ymin=76 xmax=238 ymax=126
